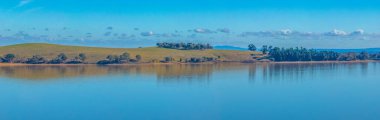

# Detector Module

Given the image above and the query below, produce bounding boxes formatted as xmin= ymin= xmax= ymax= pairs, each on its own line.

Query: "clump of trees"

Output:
xmin=135 ymin=55 xmax=142 ymax=62
xmin=157 ymin=42 xmax=213 ymax=50
xmin=248 ymin=44 xmax=257 ymax=51
xmin=0 ymin=52 xmax=139 ymax=64
xmin=67 ymin=53 xmax=87 ymax=64
xmin=97 ymin=52 xmax=142 ymax=64
xmin=0 ymin=53 xmax=87 ymax=64
xmin=261 ymin=45 xmax=272 ymax=54
xmin=185 ymin=57 xmax=216 ymax=63
xmin=1 ymin=54 xmax=16 ymax=63
xmin=267 ymin=47 xmax=340 ymax=61
xmin=160 ymin=56 xmax=217 ymax=63
xmin=26 ymin=55 xmax=48 ymax=64
xmin=249 ymin=45 xmax=380 ymax=62
xmin=47 ymin=53 xmax=87 ymax=64
xmin=162 ymin=56 xmax=175 ymax=63
xmin=370 ymin=53 xmax=380 ymax=60
xmin=49 ymin=53 xmax=68 ymax=64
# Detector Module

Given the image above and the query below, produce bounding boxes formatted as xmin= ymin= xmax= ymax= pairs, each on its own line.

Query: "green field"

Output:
xmin=0 ymin=43 xmax=260 ymax=63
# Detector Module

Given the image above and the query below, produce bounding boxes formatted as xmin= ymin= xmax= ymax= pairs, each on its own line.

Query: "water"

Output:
xmin=1 ymin=63 xmax=380 ymax=120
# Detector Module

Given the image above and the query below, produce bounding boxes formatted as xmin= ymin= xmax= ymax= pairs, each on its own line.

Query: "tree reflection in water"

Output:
xmin=0 ymin=62 xmax=377 ymax=84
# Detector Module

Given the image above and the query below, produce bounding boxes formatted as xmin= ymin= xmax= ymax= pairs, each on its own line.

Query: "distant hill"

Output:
xmin=0 ymin=43 xmax=257 ymax=63
xmin=214 ymin=45 xmax=380 ymax=54
xmin=317 ymin=48 xmax=380 ymax=54
xmin=214 ymin=46 xmax=247 ymax=51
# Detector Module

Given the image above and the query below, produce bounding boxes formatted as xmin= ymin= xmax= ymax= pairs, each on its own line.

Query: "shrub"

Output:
xmin=26 ymin=55 xmax=48 ymax=64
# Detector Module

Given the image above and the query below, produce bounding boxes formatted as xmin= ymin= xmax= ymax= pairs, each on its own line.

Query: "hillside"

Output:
xmin=0 ymin=43 xmax=259 ymax=63
xmin=214 ymin=46 xmax=248 ymax=51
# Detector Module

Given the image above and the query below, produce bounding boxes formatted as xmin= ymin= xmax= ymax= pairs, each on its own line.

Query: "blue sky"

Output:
xmin=0 ymin=0 xmax=379 ymax=48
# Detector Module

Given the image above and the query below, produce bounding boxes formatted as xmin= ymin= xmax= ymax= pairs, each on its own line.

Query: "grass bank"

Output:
xmin=0 ymin=43 xmax=259 ymax=63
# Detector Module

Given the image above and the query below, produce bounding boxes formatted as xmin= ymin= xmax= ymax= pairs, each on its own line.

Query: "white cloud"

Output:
xmin=17 ymin=0 xmax=33 ymax=7
xmin=280 ymin=29 xmax=292 ymax=35
xmin=194 ymin=28 xmax=215 ymax=34
xmin=350 ymin=29 xmax=365 ymax=35
xmin=240 ymin=29 xmax=295 ymax=37
xmin=240 ymin=29 xmax=355 ymax=38
xmin=155 ymin=33 xmax=181 ymax=38
xmin=106 ymin=26 xmax=113 ymax=30
xmin=104 ymin=32 xmax=112 ymax=36
xmin=325 ymin=29 xmax=348 ymax=36
xmin=217 ymin=28 xmax=230 ymax=33
xmin=140 ymin=31 xmax=154 ymax=36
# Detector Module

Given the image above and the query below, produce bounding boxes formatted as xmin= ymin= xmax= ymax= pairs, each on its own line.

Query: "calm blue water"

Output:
xmin=1 ymin=63 xmax=380 ymax=120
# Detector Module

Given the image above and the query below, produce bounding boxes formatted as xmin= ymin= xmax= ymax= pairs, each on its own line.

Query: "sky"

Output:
xmin=0 ymin=0 xmax=379 ymax=48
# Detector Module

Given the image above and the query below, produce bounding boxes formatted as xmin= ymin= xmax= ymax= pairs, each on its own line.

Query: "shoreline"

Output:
xmin=0 ymin=60 xmax=378 ymax=66
xmin=267 ymin=60 xmax=378 ymax=64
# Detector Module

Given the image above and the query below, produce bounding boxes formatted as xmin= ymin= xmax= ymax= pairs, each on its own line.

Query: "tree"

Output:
xmin=66 ymin=53 xmax=86 ymax=64
xmin=106 ymin=55 xmax=119 ymax=62
xmin=357 ymin=51 xmax=369 ymax=60
xmin=248 ymin=44 xmax=257 ymax=51
xmin=119 ymin=52 xmax=130 ymax=61
xmin=164 ymin=56 xmax=174 ymax=62
xmin=98 ymin=52 xmax=133 ymax=64
xmin=3 ymin=54 xmax=15 ymax=63
xmin=79 ymin=53 xmax=87 ymax=61
xmin=50 ymin=53 xmax=68 ymax=64
xmin=57 ymin=53 xmax=68 ymax=61
xmin=136 ymin=55 xmax=142 ymax=62
xmin=261 ymin=45 xmax=268 ymax=54
xmin=26 ymin=55 xmax=47 ymax=64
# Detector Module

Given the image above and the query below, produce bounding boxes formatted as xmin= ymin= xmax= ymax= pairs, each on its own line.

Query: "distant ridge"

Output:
xmin=317 ymin=48 xmax=380 ymax=53
xmin=214 ymin=46 xmax=247 ymax=51
xmin=214 ymin=45 xmax=380 ymax=53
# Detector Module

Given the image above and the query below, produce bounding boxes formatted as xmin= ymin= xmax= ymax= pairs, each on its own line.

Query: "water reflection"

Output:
xmin=248 ymin=62 xmax=374 ymax=84
xmin=1 ymin=63 xmax=379 ymax=120
xmin=0 ymin=62 xmax=378 ymax=84
xmin=0 ymin=64 xmax=223 ymax=82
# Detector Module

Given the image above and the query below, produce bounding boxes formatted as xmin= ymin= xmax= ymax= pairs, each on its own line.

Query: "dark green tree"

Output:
xmin=3 ymin=54 xmax=15 ymax=63
xmin=119 ymin=52 xmax=130 ymax=61
xmin=357 ymin=51 xmax=370 ymax=60
xmin=164 ymin=56 xmax=174 ymax=62
xmin=261 ymin=45 xmax=268 ymax=54
xmin=50 ymin=53 xmax=68 ymax=64
xmin=58 ymin=53 xmax=68 ymax=61
xmin=248 ymin=44 xmax=257 ymax=51
xmin=136 ymin=55 xmax=142 ymax=62
xmin=107 ymin=55 xmax=119 ymax=62
xmin=26 ymin=55 xmax=47 ymax=64
xmin=79 ymin=53 xmax=87 ymax=61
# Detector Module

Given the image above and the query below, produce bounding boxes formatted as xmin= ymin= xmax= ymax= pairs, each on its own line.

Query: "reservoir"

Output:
xmin=1 ymin=62 xmax=380 ymax=120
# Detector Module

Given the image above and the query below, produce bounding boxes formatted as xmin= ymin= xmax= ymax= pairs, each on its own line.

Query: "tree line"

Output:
xmin=161 ymin=56 xmax=218 ymax=63
xmin=157 ymin=42 xmax=213 ymax=50
xmin=248 ymin=44 xmax=380 ymax=61
xmin=97 ymin=52 xmax=142 ymax=64
xmin=0 ymin=53 xmax=87 ymax=64
xmin=0 ymin=52 xmax=219 ymax=64
xmin=0 ymin=52 xmax=143 ymax=65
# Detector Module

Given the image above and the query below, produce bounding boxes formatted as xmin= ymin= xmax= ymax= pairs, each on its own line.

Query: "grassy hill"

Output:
xmin=0 ymin=43 xmax=259 ymax=63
